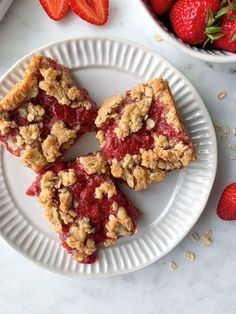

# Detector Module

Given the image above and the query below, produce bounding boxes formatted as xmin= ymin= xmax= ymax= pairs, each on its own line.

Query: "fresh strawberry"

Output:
xmin=39 ymin=0 xmax=69 ymax=21
xmin=213 ymin=2 xmax=236 ymax=53
xmin=150 ymin=0 xmax=174 ymax=16
xmin=169 ymin=0 xmax=221 ymax=45
xmin=217 ymin=183 xmax=236 ymax=220
xmin=69 ymin=0 xmax=109 ymax=25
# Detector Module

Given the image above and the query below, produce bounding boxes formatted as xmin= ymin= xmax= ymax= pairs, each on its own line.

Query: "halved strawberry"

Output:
xmin=69 ymin=0 xmax=109 ymax=26
xmin=40 ymin=0 xmax=70 ymax=21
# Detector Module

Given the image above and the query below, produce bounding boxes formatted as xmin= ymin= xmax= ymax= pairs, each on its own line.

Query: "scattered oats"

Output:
xmin=191 ymin=232 xmax=200 ymax=242
xmin=202 ymin=229 xmax=213 ymax=246
xmin=230 ymin=156 xmax=236 ymax=160
xmin=213 ymin=122 xmax=222 ymax=131
xmin=223 ymin=126 xmax=230 ymax=134
xmin=217 ymin=90 xmax=226 ymax=100
xmin=220 ymin=135 xmax=228 ymax=141
xmin=229 ymin=144 xmax=236 ymax=151
xmin=154 ymin=34 xmax=163 ymax=41
xmin=232 ymin=128 xmax=236 ymax=136
xmin=169 ymin=261 xmax=177 ymax=270
xmin=184 ymin=251 xmax=195 ymax=261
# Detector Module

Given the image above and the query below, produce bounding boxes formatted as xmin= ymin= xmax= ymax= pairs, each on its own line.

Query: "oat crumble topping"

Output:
xmin=65 ymin=218 xmax=96 ymax=262
xmin=39 ymin=67 xmax=76 ymax=105
xmin=18 ymin=102 xmax=45 ymax=122
xmin=58 ymin=169 xmax=77 ymax=186
xmin=42 ymin=135 xmax=60 ymax=162
xmin=0 ymin=116 xmax=17 ymax=135
xmin=51 ymin=121 xmax=76 ymax=145
xmin=22 ymin=146 xmax=47 ymax=172
xmin=19 ymin=124 xmax=40 ymax=145
xmin=95 ymin=182 xmax=117 ymax=199
xmin=8 ymin=135 xmax=25 ymax=151
xmin=114 ymin=87 xmax=153 ymax=139
xmin=106 ymin=207 xmax=134 ymax=240
xmin=79 ymin=152 xmax=108 ymax=174
xmin=95 ymin=95 xmax=124 ymax=127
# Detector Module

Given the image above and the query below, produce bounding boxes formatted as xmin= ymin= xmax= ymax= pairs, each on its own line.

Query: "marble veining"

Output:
xmin=0 ymin=1 xmax=236 ymax=314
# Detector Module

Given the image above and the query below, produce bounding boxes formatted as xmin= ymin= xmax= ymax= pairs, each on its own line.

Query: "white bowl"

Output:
xmin=138 ymin=0 xmax=236 ymax=63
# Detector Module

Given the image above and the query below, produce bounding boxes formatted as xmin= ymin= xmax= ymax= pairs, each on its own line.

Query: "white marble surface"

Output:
xmin=0 ymin=1 xmax=236 ymax=313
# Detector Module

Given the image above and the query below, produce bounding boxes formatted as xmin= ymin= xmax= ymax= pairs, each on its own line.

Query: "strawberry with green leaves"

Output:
xmin=213 ymin=1 xmax=236 ymax=52
xmin=169 ymin=0 xmax=221 ymax=45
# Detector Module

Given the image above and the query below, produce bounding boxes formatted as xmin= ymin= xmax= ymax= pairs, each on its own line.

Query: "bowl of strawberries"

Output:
xmin=139 ymin=0 xmax=236 ymax=63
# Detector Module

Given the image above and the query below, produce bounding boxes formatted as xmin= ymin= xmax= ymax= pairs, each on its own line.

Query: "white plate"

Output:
xmin=0 ymin=37 xmax=217 ymax=278
xmin=137 ymin=0 xmax=236 ymax=63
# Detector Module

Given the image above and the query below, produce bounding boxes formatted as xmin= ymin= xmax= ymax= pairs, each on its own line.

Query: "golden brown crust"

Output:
xmin=0 ymin=55 xmax=42 ymax=111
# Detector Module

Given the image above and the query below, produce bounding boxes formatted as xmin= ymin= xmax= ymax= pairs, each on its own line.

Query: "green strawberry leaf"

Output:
xmin=230 ymin=15 xmax=236 ymax=21
xmin=228 ymin=0 xmax=236 ymax=12
xmin=207 ymin=33 xmax=224 ymax=41
xmin=232 ymin=32 xmax=236 ymax=41
xmin=215 ymin=7 xmax=229 ymax=19
xmin=205 ymin=26 xmax=222 ymax=34
xmin=207 ymin=8 xmax=215 ymax=26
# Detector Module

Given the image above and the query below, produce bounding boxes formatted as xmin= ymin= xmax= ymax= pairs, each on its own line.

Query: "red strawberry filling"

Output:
xmin=100 ymin=98 xmax=190 ymax=162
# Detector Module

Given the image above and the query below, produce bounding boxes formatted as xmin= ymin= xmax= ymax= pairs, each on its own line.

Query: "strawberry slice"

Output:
xmin=69 ymin=0 xmax=109 ymax=25
xmin=40 ymin=0 xmax=70 ymax=21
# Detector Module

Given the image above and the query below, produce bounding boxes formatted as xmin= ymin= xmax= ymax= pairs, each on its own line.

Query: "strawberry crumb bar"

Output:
xmin=27 ymin=152 xmax=139 ymax=264
xmin=0 ymin=55 xmax=97 ymax=172
xmin=95 ymin=78 xmax=196 ymax=191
